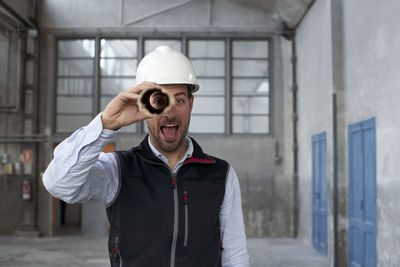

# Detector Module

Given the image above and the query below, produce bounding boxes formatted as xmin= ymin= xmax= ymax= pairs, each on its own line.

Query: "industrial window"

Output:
xmin=232 ymin=40 xmax=269 ymax=134
xmin=55 ymin=37 xmax=270 ymax=134
xmin=56 ymin=39 xmax=95 ymax=132
xmin=100 ymin=39 xmax=138 ymax=133
xmin=188 ymin=40 xmax=226 ymax=133
xmin=0 ymin=17 xmax=22 ymax=112
xmin=0 ymin=29 xmax=10 ymax=108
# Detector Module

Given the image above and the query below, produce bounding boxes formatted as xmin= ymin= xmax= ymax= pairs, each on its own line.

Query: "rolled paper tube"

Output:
xmin=138 ymin=86 xmax=175 ymax=117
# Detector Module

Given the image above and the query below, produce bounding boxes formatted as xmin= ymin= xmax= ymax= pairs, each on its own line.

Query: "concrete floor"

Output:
xmin=0 ymin=236 xmax=329 ymax=267
xmin=248 ymin=238 xmax=329 ymax=267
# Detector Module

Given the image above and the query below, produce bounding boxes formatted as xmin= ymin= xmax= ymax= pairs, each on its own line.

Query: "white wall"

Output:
xmin=296 ymin=0 xmax=400 ymax=266
xmin=296 ymin=0 xmax=333 ymax=249
xmin=343 ymin=0 xmax=400 ymax=265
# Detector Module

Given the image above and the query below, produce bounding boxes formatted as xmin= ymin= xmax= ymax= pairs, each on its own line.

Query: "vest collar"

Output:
xmin=132 ymin=136 xmax=215 ymax=164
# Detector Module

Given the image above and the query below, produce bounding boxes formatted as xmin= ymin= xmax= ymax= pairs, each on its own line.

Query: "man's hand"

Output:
xmin=101 ymin=82 xmax=157 ymax=130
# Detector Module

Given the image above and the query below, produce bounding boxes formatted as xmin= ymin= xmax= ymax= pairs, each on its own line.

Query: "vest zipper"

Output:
xmin=183 ymin=190 xmax=189 ymax=247
xmin=135 ymin=155 xmax=179 ymax=267
xmin=114 ymin=236 xmax=123 ymax=267
xmin=170 ymin=172 xmax=179 ymax=267
xmin=135 ymin=154 xmax=215 ymax=267
xmin=215 ymin=242 xmax=223 ymax=267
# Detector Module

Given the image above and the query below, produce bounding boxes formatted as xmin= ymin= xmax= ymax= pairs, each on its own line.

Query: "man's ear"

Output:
xmin=189 ymin=95 xmax=194 ymax=112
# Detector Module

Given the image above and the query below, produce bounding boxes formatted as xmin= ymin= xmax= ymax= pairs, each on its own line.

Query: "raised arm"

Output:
xmin=42 ymin=113 xmax=119 ymax=204
xmin=43 ymin=82 xmax=156 ymax=204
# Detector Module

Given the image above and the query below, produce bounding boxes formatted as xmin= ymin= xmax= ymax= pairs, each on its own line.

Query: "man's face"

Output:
xmin=146 ymin=84 xmax=194 ymax=154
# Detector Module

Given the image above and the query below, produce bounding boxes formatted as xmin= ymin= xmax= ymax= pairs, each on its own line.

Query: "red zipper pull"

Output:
xmin=183 ymin=190 xmax=188 ymax=204
xmin=172 ymin=178 xmax=177 ymax=189
xmin=114 ymin=236 xmax=119 ymax=258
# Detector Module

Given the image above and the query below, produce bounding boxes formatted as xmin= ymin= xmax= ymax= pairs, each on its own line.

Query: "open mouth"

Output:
xmin=160 ymin=124 xmax=179 ymax=140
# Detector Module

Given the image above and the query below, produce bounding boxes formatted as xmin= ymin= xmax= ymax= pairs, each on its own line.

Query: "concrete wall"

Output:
xmin=3 ymin=0 xmax=32 ymax=24
xmin=296 ymin=0 xmax=400 ymax=266
xmin=39 ymin=0 xmax=282 ymax=30
xmin=0 ymin=0 xmax=38 ymax=236
xmin=296 ymin=0 xmax=334 ymax=262
xmin=343 ymin=0 xmax=400 ymax=265
xmin=36 ymin=0 xmax=295 ymax=238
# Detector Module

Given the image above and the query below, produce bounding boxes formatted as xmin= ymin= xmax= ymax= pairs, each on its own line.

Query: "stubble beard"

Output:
xmin=148 ymin=117 xmax=190 ymax=153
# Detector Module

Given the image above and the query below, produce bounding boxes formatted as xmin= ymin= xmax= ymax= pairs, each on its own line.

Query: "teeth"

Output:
xmin=165 ymin=125 xmax=176 ymax=127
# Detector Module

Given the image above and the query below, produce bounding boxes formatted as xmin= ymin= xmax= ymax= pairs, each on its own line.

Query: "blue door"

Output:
xmin=348 ymin=118 xmax=377 ymax=267
xmin=312 ymin=132 xmax=328 ymax=255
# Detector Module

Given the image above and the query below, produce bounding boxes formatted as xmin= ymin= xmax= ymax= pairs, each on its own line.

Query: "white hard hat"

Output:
xmin=136 ymin=45 xmax=199 ymax=92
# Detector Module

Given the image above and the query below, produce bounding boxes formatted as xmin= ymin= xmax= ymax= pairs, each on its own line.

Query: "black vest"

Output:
xmin=106 ymin=137 xmax=228 ymax=267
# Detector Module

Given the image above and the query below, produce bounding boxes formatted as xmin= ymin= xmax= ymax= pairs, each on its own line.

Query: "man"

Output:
xmin=43 ymin=46 xmax=249 ymax=267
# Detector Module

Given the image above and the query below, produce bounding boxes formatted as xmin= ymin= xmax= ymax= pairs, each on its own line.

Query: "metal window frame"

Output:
xmin=53 ymin=33 xmax=273 ymax=136
xmin=99 ymin=37 xmax=139 ymax=134
xmin=230 ymin=37 xmax=272 ymax=136
xmin=186 ymin=38 xmax=228 ymax=134
xmin=54 ymin=38 xmax=96 ymax=133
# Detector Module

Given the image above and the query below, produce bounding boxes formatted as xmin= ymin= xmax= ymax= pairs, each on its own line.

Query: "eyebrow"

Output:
xmin=174 ymin=92 xmax=187 ymax=97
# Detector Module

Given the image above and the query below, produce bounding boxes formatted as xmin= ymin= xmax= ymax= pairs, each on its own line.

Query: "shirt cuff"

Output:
xmin=97 ymin=112 xmax=120 ymax=139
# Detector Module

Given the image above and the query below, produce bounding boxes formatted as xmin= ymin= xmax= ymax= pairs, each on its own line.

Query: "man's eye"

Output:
xmin=176 ymin=99 xmax=184 ymax=104
xmin=153 ymin=97 xmax=166 ymax=107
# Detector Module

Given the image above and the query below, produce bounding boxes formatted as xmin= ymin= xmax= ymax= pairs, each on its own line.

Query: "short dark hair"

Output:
xmin=187 ymin=85 xmax=193 ymax=99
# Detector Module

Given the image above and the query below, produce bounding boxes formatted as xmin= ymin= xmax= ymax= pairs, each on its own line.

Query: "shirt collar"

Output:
xmin=147 ymin=136 xmax=193 ymax=166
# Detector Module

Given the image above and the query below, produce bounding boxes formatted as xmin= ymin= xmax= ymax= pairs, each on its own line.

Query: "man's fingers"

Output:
xmin=138 ymin=112 xmax=152 ymax=121
xmin=119 ymin=91 xmax=140 ymax=102
xmin=138 ymin=81 xmax=158 ymax=87
xmin=126 ymin=82 xmax=159 ymax=94
xmin=125 ymin=86 xmax=143 ymax=95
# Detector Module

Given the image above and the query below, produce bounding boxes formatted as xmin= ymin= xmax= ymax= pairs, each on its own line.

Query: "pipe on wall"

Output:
xmin=332 ymin=93 xmax=339 ymax=267
xmin=286 ymin=0 xmax=315 ymax=239
xmin=291 ymin=34 xmax=299 ymax=238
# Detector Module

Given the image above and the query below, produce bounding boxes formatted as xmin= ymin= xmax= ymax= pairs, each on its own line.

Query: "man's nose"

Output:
xmin=163 ymin=105 xmax=177 ymax=119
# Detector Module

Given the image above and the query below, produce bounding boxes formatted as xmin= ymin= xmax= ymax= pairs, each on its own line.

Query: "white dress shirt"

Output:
xmin=43 ymin=113 xmax=249 ymax=266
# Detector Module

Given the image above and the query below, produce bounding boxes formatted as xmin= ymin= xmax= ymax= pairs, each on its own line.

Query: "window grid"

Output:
xmin=231 ymin=40 xmax=270 ymax=134
xmin=55 ymin=37 xmax=270 ymax=135
xmin=187 ymin=39 xmax=226 ymax=134
xmin=56 ymin=39 xmax=95 ymax=133
xmin=100 ymin=39 xmax=139 ymax=133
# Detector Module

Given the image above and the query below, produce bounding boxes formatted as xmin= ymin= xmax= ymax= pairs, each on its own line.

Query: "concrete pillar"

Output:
xmin=330 ymin=0 xmax=347 ymax=266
